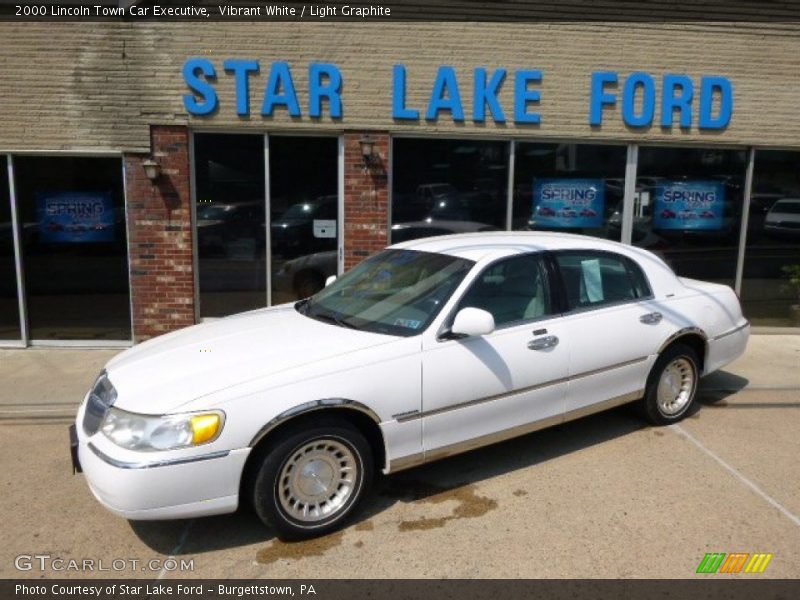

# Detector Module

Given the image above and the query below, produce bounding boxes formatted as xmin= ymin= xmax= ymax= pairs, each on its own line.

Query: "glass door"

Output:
xmin=269 ymin=136 xmax=339 ymax=304
xmin=0 ymin=156 xmax=22 ymax=342
xmin=14 ymin=156 xmax=131 ymax=342
xmin=194 ymin=134 xmax=267 ymax=318
xmin=193 ymin=133 xmax=340 ymax=317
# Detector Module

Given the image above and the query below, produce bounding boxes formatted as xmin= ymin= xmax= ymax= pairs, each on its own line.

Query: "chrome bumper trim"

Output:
xmin=87 ymin=443 xmax=230 ymax=470
xmin=712 ymin=321 xmax=750 ymax=341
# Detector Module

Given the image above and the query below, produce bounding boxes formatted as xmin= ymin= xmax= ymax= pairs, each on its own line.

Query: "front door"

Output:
xmin=420 ymin=253 xmax=569 ymax=457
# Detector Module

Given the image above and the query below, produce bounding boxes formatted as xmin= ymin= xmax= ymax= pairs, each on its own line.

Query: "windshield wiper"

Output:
xmin=312 ymin=311 xmax=360 ymax=330
xmin=295 ymin=297 xmax=311 ymax=314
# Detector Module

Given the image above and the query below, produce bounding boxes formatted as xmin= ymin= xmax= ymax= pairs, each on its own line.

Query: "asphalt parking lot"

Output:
xmin=0 ymin=336 xmax=798 ymax=579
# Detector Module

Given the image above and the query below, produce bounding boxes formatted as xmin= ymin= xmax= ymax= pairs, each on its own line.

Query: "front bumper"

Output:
xmin=75 ymin=418 xmax=251 ymax=520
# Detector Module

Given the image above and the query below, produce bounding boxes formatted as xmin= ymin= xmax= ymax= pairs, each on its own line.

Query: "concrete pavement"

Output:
xmin=0 ymin=336 xmax=798 ymax=578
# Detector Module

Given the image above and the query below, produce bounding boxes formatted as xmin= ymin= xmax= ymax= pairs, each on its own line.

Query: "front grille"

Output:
xmin=82 ymin=372 xmax=116 ymax=435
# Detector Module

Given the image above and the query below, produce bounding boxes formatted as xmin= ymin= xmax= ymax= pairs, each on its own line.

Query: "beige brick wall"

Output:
xmin=0 ymin=21 xmax=798 ymax=152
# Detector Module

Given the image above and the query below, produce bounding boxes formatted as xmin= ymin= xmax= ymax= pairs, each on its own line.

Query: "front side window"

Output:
xmin=555 ymin=252 xmax=650 ymax=311
xmin=458 ymin=254 xmax=553 ymax=326
xmin=300 ymin=249 xmax=474 ymax=336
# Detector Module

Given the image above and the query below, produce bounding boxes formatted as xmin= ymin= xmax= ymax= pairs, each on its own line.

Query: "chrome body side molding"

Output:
xmin=396 ymin=356 xmax=647 ymax=423
xmin=388 ymin=389 xmax=644 ymax=473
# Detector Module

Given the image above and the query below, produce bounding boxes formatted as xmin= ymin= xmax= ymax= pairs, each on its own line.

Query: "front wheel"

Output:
xmin=251 ymin=419 xmax=373 ymax=540
xmin=641 ymin=343 xmax=699 ymax=425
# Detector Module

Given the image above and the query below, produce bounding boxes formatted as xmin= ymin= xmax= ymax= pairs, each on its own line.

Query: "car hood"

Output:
xmin=104 ymin=305 xmax=398 ymax=414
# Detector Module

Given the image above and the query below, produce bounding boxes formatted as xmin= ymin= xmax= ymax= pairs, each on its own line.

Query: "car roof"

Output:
xmin=390 ymin=231 xmax=646 ymax=262
xmin=389 ymin=231 xmax=681 ymax=295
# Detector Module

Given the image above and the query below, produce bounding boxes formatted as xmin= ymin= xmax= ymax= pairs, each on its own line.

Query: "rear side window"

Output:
xmin=555 ymin=252 xmax=651 ymax=311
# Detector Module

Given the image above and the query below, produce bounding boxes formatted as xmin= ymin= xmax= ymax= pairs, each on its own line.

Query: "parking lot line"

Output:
xmin=156 ymin=520 xmax=194 ymax=580
xmin=670 ymin=423 xmax=800 ymax=528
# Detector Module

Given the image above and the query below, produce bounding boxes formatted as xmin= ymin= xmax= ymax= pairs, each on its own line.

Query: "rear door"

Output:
xmin=552 ymin=250 xmax=671 ymax=414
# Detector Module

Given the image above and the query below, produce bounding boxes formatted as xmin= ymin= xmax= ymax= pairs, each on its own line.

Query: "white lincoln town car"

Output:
xmin=71 ymin=232 xmax=749 ymax=539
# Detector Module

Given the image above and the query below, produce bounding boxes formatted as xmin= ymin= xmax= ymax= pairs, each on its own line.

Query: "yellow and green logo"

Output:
xmin=696 ymin=552 xmax=773 ymax=574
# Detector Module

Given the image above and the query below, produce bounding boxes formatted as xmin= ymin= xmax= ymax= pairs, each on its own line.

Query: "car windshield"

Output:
xmin=297 ymin=249 xmax=474 ymax=336
xmin=772 ymin=200 xmax=800 ymax=214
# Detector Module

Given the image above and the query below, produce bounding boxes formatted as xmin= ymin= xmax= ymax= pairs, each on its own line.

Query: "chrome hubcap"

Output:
xmin=277 ymin=439 xmax=357 ymax=523
xmin=657 ymin=357 xmax=696 ymax=416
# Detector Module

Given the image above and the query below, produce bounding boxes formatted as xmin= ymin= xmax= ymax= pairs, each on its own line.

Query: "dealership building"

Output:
xmin=1 ymin=3 xmax=800 ymax=347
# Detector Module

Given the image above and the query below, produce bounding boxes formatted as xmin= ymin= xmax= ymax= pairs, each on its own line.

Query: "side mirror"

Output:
xmin=325 ymin=275 xmax=337 ymax=287
xmin=450 ymin=307 xmax=495 ymax=338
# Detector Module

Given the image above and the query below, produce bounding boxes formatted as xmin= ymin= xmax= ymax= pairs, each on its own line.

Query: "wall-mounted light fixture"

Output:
xmin=142 ymin=158 xmax=161 ymax=182
xmin=358 ymin=135 xmax=379 ymax=168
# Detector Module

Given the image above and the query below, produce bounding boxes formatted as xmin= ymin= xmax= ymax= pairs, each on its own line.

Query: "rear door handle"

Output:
xmin=640 ymin=312 xmax=663 ymax=325
xmin=528 ymin=335 xmax=559 ymax=350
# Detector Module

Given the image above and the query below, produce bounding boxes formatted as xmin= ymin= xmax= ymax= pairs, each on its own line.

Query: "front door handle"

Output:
xmin=640 ymin=312 xmax=663 ymax=325
xmin=528 ymin=335 xmax=559 ymax=350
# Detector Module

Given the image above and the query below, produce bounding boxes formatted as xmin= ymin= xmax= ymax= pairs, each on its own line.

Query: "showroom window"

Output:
xmin=633 ymin=146 xmax=747 ymax=287
xmin=391 ymin=138 xmax=509 ymax=242
xmin=0 ymin=155 xmax=21 ymax=341
xmin=193 ymin=133 xmax=340 ymax=317
xmin=194 ymin=133 xmax=266 ymax=318
xmin=513 ymin=142 xmax=626 ymax=240
xmin=14 ymin=156 xmax=130 ymax=341
xmin=269 ymin=136 xmax=338 ymax=304
xmin=741 ymin=150 xmax=800 ymax=326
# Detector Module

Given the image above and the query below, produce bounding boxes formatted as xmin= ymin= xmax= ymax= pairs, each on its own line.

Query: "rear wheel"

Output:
xmin=251 ymin=419 xmax=373 ymax=540
xmin=641 ymin=343 xmax=699 ymax=425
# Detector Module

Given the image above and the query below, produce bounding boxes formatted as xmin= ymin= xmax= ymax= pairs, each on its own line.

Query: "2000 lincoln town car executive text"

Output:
xmin=70 ymin=232 xmax=749 ymax=540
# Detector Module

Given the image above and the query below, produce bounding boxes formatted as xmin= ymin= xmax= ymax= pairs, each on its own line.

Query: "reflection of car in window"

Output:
xmin=660 ymin=209 xmax=677 ymax=219
xmin=196 ymin=201 xmax=265 ymax=257
xmin=271 ymin=195 xmax=338 ymax=259
xmin=764 ymin=198 xmax=800 ymax=237
xmin=579 ymin=208 xmax=597 ymax=218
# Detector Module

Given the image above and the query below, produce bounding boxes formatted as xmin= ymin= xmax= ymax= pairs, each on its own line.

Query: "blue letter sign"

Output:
xmin=426 ymin=66 xmax=465 ymax=122
xmin=261 ymin=62 xmax=301 ymax=117
xmin=183 ymin=58 xmax=218 ymax=116
xmin=309 ymin=63 xmax=343 ymax=119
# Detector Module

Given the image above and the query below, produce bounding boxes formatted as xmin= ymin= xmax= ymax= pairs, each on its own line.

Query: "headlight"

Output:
xmin=100 ymin=407 xmax=224 ymax=452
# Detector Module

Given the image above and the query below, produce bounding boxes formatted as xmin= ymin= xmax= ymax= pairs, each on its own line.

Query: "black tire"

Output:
xmin=251 ymin=418 xmax=373 ymax=541
xmin=641 ymin=343 xmax=700 ymax=425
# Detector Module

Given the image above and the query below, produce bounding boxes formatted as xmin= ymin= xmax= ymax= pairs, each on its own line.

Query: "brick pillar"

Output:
xmin=125 ymin=125 xmax=196 ymax=342
xmin=343 ymin=132 xmax=390 ymax=270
